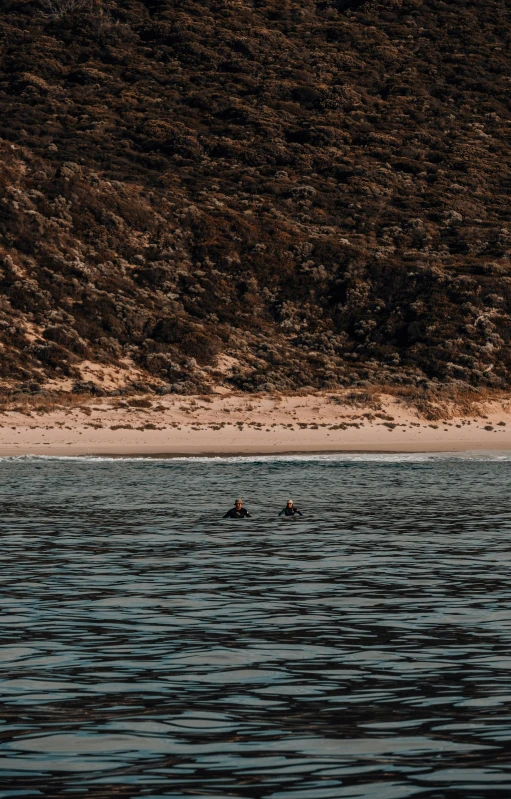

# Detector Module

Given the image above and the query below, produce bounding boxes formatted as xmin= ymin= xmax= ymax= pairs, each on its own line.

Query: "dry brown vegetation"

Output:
xmin=388 ymin=383 xmax=511 ymax=420
xmin=0 ymin=391 xmax=98 ymax=413
xmin=0 ymin=0 xmax=510 ymax=401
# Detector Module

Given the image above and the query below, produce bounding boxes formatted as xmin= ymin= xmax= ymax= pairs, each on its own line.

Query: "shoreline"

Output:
xmin=2 ymin=449 xmax=505 ymax=459
xmin=1 ymin=390 xmax=511 ymax=458
xmin=1 ymin=450 xmax=509 ymax=460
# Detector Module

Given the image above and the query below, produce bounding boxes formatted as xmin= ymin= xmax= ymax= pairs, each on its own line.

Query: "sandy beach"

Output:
xmin=1 ymin=391 xmax=511 ymax=457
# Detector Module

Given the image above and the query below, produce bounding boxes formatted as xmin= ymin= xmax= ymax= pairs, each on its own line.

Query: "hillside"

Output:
xmin=0 ymin=0 xmax=510 ymax=397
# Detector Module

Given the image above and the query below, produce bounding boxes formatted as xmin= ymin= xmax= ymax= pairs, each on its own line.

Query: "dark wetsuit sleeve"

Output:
xmin=278 ymin=509 xmax=285 ymax=516
xmin=296 ymin=510 xmax=303 ymax=516
xmin=223 ymin=509 xmax=233 ymax=518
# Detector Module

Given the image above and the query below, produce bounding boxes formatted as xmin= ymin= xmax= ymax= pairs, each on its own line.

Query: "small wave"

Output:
xmin=1 ymin=450 xmax=511 ymax=464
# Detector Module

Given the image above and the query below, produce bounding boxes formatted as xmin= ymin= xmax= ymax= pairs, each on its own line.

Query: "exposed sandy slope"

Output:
xmin=1 ymin=392 xmax=511 ymax=457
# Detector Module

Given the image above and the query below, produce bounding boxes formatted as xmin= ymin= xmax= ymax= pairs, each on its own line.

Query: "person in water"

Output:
xmin=223 ymin=499 xmax=251 ymax=518
xmin=279 ymin=499 xmax=302 ymax=517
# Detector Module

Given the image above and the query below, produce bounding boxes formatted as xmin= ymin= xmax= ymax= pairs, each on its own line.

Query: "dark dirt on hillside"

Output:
xmin=0 ymin=0 xmax=510 ymax=397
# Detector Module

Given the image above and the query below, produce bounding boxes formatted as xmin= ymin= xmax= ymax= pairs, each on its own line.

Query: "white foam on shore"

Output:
xmin=1 ymin=451 xmax=511 ymax=464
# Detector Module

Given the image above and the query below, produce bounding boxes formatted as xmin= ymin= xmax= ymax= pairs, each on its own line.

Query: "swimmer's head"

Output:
xmin=235 ymin=498 xmax=243 ymax=507
xmin=287 ymin=499 xmax=293 ymax=506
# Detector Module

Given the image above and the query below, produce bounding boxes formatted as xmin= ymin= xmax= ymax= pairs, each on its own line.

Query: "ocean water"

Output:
xmin=1 ymin=453 xmax=511 ymax=799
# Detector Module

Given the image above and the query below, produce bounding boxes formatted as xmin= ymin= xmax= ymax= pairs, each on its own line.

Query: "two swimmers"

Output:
xmin=223 ymin=498 xmax=302 ymax=518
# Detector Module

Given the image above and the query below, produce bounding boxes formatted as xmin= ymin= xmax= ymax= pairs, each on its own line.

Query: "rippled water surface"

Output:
xmin=2 ymin=453 xmax=511 ymax=799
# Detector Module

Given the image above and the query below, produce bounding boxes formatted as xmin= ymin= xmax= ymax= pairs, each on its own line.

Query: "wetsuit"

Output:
xmin=279 ymin=507 xmax=303 ymax=516
xmin=223 ymin=507 xmax=250 ymax=518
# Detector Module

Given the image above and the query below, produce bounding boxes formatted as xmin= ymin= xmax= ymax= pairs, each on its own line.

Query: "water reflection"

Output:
xmin=1 ymin=455 xmax=511 ymax=798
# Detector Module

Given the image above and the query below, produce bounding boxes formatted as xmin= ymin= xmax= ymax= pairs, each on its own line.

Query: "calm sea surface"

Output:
xmin=1 ymin=453 xmax=511 ymax=799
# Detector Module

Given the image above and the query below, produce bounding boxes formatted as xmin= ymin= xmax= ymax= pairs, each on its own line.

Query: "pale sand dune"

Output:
xmin=1 ymin=392 xmax=511 ymax=456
